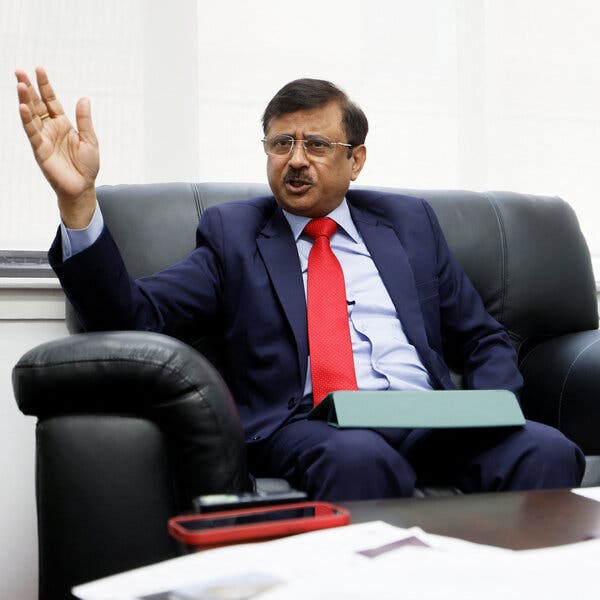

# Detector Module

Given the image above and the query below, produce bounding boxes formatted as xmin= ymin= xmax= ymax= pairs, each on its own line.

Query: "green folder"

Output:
xmin=307 ymin=390 xmax=525 ymax=429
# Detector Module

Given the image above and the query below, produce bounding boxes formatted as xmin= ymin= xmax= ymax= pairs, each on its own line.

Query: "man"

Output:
xmin=16 ymin=68 xmax=584 ymax=500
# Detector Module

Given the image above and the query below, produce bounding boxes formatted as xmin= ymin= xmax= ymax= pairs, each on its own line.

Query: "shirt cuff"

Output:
xmin=60 ymin=205 xmax=104 ymax=260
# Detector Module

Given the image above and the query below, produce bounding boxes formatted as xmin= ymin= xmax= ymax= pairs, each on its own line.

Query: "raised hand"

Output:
xmin=16 ymin=67 xmax=99 ymax=228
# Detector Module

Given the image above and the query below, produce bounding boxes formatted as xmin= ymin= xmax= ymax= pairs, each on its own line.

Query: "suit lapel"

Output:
xmin=255 ymin=195 xmax=445 ymax=390
xmin=348 ymin=201 xmax=438 ymax=378
xmin=256 ymin=208 xmax=308 ymax=387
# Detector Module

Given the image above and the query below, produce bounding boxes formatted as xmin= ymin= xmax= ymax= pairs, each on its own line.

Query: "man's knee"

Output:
xmin=457 ymin=420 xmax=584 ymax=492
xmin=522 ymin=421 xmax=585 ymax=487
xmin=317 ymin=429 xmax=399 ymax=473
xmin=305 ymin=429 xmax=416 ymax=500
xmin=478 ymin=420 xmax=584 ymax=490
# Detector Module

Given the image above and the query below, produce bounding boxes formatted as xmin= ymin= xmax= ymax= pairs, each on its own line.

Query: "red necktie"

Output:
xmin=304 ymin=217 xmax=358 ymax=405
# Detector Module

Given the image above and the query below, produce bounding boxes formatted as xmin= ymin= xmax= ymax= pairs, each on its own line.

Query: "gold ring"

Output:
xmin=39 ymin=112 xmax=50 ymax=120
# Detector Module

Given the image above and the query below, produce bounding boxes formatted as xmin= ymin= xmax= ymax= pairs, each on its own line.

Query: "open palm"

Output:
xmin=16 ymin=67 xmax=99 ymax=202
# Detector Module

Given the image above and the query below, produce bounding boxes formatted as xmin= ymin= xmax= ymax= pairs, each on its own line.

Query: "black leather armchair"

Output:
xmin=13 ymin=183 xmax=600 ymax=600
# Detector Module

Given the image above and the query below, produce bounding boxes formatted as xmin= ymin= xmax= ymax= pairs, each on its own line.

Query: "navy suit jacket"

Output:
xmin=50 ymin=189 xmax=524 ymax=442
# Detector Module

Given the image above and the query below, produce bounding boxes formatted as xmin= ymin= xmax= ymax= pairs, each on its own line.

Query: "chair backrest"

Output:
xmin=67 ymin=183 xmax=598 ymax=354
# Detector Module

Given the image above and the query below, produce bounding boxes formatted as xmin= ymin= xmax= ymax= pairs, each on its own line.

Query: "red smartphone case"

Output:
xmin=168 ymin=501 xmax=350 ymax=548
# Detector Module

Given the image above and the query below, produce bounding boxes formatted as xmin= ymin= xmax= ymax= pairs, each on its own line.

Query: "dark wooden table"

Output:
xmin=344 ymin=489 xmax=600 ymax=549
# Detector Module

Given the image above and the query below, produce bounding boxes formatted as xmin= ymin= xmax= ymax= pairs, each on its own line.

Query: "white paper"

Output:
xmin=73 ymin=520 xmax=600 ymax=600
xmin=72 ymin=522 xmax=422 ymax=600
xmin=572 ymin=486 xmax=600 ymax=502
xmin=259 ymin=537 xmax=600 ymax=600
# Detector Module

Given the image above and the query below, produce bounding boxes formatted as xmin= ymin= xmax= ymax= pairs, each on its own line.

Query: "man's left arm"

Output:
xmin=422 ymin=202 xmax=524 ymax=397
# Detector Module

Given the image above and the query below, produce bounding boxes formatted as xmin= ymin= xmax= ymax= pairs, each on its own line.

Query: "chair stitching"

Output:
xmin=518 ymin=343 xmax=537 ymax=370
xmin=191 ymin=183 xmax=202 ymax=220
xmin=557 ymin=338 xmax=600 ymax=428
xmin=482 ymin=192 xmax=508 ymax=325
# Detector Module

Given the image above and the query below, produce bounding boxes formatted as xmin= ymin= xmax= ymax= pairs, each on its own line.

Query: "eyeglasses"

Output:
xmin=261 ymin=134 xmax=353 ymax=158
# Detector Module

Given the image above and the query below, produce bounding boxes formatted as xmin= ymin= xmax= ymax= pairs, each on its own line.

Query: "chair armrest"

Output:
xmin=519 ymin=329 xmax=600 ymax=454
xmin=13 ymin=331 xmax=251 ymax=497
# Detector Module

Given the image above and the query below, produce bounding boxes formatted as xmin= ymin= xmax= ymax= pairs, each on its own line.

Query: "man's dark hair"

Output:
xmin=262 ymin=78 xmax=369 ymax=148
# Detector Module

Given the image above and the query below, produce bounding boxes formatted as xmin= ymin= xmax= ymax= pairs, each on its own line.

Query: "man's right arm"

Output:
xmin=49 ymin=204 xmax=225 ymax=340
xmin=18 ymin=67 xmax=222 ymax=340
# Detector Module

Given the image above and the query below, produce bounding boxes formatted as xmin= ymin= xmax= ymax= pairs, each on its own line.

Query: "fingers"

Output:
xmin=16 ymin=67 xmax=72 ymax=150
xmin=75 ymin=97 xmax=97 ymax=144
xmin=17 ymin=101 xmax=44 ymax=151
xmin=35 ymin=66 xmax=66 ymax=117
xmin=16 ymin=67 xmax=93 ymax=156
xmin=15 ymin=69 xmax=46 ymax=118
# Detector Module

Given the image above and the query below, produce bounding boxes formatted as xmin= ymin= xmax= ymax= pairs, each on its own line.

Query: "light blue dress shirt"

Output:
xmin=63 ymin=199 xmax=434 ymax=400
xmin=60 ymin=205 xmax=104 ymax=260
xmin=281 ymin=200 xmax=433 ymax=400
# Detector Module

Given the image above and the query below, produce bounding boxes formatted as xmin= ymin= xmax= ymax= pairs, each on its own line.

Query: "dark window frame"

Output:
xmin=0 ymin=250 xmax=55 ymax=278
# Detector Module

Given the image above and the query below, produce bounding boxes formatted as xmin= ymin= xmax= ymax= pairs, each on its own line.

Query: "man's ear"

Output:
xmin=350 ymin=145 xmax=366 ymax=181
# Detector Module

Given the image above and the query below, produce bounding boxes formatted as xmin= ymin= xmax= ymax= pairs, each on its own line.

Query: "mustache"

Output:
xmin=284 ymin=169 xmax=314 ymax=184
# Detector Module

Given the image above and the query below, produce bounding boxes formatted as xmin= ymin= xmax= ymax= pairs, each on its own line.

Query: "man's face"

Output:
xmin=265 ymin=101 xmax=366 ymax=218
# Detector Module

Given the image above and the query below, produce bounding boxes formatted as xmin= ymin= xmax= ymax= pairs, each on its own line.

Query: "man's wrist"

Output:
xmin=58 ymin=189 xmax=98 ymax=229
xmin=61 ymin=204 xmax=104 ymax=260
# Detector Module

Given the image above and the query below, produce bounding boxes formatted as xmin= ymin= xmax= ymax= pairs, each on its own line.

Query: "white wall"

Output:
xmin=2 ymin=0 xmax=600 ymax=265
xmin=0 ymin=314 xmax=67 ymax=600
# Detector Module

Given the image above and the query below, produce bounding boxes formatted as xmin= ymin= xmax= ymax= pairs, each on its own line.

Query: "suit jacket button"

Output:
xmin=253 ymin=434 xmax=261 ymax=440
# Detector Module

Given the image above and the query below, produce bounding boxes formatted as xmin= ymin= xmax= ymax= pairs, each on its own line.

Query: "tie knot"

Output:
xmin=304 ymin=217 xmax=338 ymax=241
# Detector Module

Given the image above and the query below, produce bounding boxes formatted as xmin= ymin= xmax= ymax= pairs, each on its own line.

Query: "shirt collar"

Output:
xmin=282 ymin=198 xmax=360 ymax=243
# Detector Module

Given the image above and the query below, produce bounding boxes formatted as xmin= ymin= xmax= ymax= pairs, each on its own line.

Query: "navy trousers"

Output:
xmin=247 ymin=419 xmax=585 ymax=501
